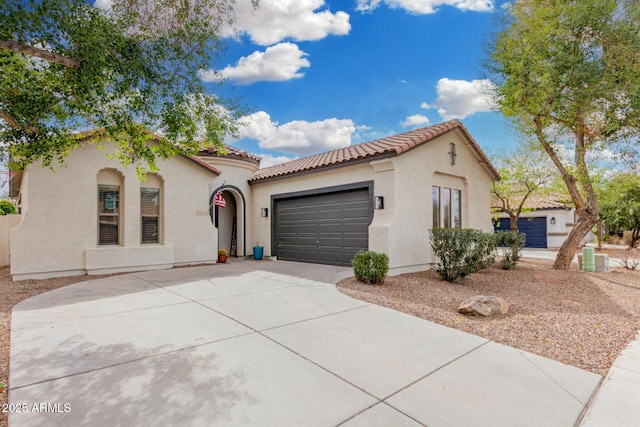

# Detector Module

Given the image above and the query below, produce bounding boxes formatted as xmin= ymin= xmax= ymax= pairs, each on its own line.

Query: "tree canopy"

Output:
xmin=0 ymin=0 xmax=254 ymax=174
xmin=488 ymin=0 xmax=640 ymax=269
xmin=599 ymin=172 xmax=640 ymax=248
xmin=491 ymin=143 xmax=558 ymax=230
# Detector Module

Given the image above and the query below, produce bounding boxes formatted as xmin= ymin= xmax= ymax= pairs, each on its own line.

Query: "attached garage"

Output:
xmin=272 ymin=183 xmax=373 ymax=266
xmin=494 ymin=217 xmax=548 ymax=248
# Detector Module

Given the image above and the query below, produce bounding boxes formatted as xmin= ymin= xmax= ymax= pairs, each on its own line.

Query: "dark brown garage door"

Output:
xmin=273 ymin=186 xmax=373 ymax=266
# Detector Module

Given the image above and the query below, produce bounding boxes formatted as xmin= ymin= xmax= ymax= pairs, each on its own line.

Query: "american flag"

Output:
xmin=213 ymin=189 xmax=226 ymax=208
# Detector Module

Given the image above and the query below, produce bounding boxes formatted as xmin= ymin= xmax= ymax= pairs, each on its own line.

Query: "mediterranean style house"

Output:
xmin=9 ymin=120 xmax=499 ymax=280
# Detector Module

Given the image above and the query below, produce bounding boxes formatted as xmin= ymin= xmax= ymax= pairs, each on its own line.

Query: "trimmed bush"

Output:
xmin=429 ymin=228 xmax=496 ymax=282
xmin=0 ymin=200 xmax=16 ymax=215
xmin=351 ymin=250 xmax=389 ymax=285
xmin=494 ymin=230 xmax=526 ymax=269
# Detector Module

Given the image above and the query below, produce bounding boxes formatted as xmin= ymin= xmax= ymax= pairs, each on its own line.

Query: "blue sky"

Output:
xmin=203 ymin=0 xmax=516 ymax=167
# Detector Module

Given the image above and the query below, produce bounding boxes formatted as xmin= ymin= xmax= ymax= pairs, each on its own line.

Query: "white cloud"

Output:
xmin=204 ymin=43 xmax=310 ymax=85
xmin=227 ymin=0 xmax=351 ymax=46
xmin=258 ymin=154 xmax=298 ymax=168
xmin=423 ymin=78 xmax=496 ymax=120
xmin=356 ymin=0 xmax=493 ymax=14
xmin=93 ymin=0 xmax=111 ymax=10
xmin=238 ymin=111 xmax=355 ymax=155
xmin=402 ymin=114 xmax=430 ymax=127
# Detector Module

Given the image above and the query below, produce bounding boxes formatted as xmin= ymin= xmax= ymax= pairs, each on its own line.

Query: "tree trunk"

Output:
xmin=553 ymin=213 xmax=599 ymax=270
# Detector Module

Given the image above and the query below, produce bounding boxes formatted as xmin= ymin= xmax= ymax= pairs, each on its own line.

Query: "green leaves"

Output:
xmin=429 ymin=229 xmax=496 ymax=282
xmin=488 ymin=0 xmax=640 ymax=268
xmin=0 ymin=0 xmax=245 ymax=172
xmin=351 ymin=250 xmax=390 ymax=285
xmin=599 ymin=172 xmax=640 ymax=247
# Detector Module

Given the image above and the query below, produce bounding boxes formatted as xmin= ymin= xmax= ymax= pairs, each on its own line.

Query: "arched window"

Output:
xmin=97 ymin=169 xmax=124 ymax=245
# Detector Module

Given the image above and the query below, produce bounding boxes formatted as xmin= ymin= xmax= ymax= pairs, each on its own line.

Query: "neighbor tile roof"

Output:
xmin=249 ymin=120 xmax=500 ymax=183
xmin=493 ymin=192 xmax=572 ymax=211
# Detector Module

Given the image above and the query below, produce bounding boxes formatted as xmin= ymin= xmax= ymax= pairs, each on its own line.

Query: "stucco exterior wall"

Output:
xmin=0 ymin=214 xmax=21 ymax=266
xmin=370 ymin=129 xmax=494 ymax=274
xmin=205 ymin=157 xmax=258 ymax=258
xmin=249 ymin=162 xmax=373 ymax=255
xmin=11 ymin=144 xmax=219 ymax=280
xmin=249 ymin=129 xmax=496 ymax=275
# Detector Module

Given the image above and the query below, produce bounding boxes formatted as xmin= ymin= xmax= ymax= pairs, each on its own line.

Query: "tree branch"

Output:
xmin=0 ymin=40 xmax=80 ymax=69
xmin=0 ymin=109 xmax=39 ymax=134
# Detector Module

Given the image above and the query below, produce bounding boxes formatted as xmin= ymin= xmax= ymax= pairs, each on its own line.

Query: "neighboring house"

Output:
xmin=9 ymin=120 xmax=499 ymax=280
xmin=492 ymin=192 xmax=593 ymax=248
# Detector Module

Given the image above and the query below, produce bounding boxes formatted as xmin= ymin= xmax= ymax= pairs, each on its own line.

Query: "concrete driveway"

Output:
xmin=9 ymin=260 xmax=600 ymax=426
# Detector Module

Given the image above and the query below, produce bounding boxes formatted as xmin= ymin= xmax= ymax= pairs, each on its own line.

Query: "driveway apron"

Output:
xmin=8 ymin=260 xmax=601 ymax=426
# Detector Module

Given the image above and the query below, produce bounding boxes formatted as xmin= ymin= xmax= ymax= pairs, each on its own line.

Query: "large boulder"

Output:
xmin=458 ymin=295 xmax=509 ymax=317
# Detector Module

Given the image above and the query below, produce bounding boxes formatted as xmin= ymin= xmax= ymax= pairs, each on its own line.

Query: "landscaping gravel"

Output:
xmin=338 ymin=258 xmax=640 ymax=377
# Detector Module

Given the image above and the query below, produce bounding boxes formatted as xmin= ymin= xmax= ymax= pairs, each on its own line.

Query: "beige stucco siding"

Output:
xmin=249 ymin=129 xmax=495 ymax=275
xmin=250 ymin=163 xmax=373 ymax=255
xmin=206 ymin=157 xmax=257 ymax=257
xmin=370 ymin=129 xmax=494 ymax=274
xmin=11 ymin=144 xmax=218 ymax=280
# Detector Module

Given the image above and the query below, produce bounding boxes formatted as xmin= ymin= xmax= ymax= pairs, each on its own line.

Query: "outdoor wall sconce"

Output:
xmin=550 ymin=217 xmax=556 ymax=225
xmin=261 ymin=208 xmax=269 ymax=217
xmin=374 ymin=196 xmax=384 ymax=210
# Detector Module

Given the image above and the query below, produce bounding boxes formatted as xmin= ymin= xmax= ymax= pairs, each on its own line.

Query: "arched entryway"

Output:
xmin=210 ymin=185 xmax=247 ymax=257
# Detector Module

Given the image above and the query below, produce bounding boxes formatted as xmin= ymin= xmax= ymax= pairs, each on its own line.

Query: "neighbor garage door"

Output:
xmin=493 ymin=217 xmax=548 ymax=248
xmin=274 ymin=187 xmax=373 ymax=266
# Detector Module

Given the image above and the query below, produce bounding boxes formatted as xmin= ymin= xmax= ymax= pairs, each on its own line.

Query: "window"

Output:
xmin=443 ymin=188 xmax=451 ymax=228
xmin=453 ymin=189 xmax=461 ymax=228
xmin=141 ymin=187 xmax=160 ymax=243
xmin=432 ymin=186 xmax=440 ymax=228
xmin=433 ymin=185 xmax=462 ymax=229
xmin=98 ymin=184 xmax=120 ymax=245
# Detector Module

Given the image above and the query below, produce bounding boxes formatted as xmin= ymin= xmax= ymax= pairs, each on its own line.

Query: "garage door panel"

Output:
xmin=275 ymin=187 xmax=372 ymax=266
xmin=316 ymin=210 xmax=342 ymax=220
xmin=493 ymin=217 xmax=547 ymax=248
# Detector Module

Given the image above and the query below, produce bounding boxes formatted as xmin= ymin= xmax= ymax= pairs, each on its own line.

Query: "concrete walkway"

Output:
xmin=9 ymin=260 xmax=602 ymax=426
xmin=519 ymin=249 xmax=640 ymax=426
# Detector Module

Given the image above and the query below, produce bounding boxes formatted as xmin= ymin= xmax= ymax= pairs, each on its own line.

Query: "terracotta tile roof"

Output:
xmin=183 ymin=155 xmax=222 ymax=175
xmin=493 ymin=192 xmax=572 ymax=211
xmin=249 ymin=120 xmax=500 ymax=183
xmin=198 ymin=144 xmax=261 ymax=167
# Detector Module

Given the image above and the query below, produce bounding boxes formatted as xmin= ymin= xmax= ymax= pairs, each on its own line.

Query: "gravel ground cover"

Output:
xmin=338 ymin=258 xmax=640 ymax=377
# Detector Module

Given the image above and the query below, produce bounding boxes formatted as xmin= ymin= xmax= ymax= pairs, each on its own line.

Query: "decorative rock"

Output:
xmin=458 ymin=295 xmax=509 ymax=317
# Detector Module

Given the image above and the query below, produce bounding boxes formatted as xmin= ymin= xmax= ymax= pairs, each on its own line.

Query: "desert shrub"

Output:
xmin=429 ymin=228 xmax=496 ymax=282
xmin=351 ymin=250 xmax=389 ymax=284
xmin=616 ymin=248 xmax=640 ymax=270
xmin=494 ymin=230 xmax=526 ymax=269
xmin=0 ymin=200 xmax=16 ymax=215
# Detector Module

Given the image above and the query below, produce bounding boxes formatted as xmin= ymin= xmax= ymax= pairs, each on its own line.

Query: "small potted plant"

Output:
xmin=218 ymin=249 xmax=228 ymax=263
xmin=253 ymin=239 xmax=264 ymax=260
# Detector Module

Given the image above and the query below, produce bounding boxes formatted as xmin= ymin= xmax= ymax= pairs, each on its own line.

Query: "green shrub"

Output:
xmin=0 ymin=200 xmax=16 ymax=215
xmin=429 ymin=228 xmax=496 ymax=282
xmin=494 ymin=230 xmax=526 ymax=269
xmin=351 ymin=250 xmax=389 ymax=284
xmin=495 ymin=230 xmax=527 ymax=270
